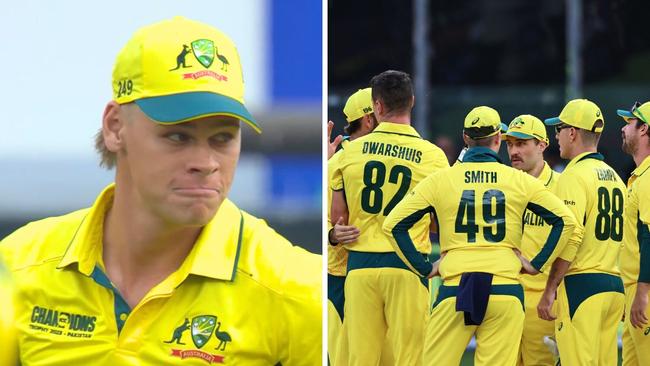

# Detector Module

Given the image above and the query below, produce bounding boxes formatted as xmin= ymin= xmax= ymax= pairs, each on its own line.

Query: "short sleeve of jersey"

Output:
xmin=637 ymin=175 xmax=650 ymax=283
xmin=327 ymin=151 xmax=343 ymax=227
xmin=240 ymin=215 xmax=322 ymax=365
xmin=554 ymin=171 xmax=587 ymax=262
xmin=330 ymin=150 xmax=344 ymax=191
xmin=639 ymin=177 xmax=650 ymax=226
xmin=263 ymin=230 xmax=321 ymax=365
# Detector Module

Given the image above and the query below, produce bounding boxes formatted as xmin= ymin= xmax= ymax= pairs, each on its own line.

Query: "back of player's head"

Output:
xmin=370 ymin=70 xmax=414 ymax=115
xmin=463 ymin=106 xmax=508 ymax=140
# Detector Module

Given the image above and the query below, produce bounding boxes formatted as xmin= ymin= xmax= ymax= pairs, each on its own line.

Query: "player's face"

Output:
xmin=120 ymin=108 xmax=241 ymax=227
xmin=505 ymin=138 xmax=544 ymax=172
xmin=554 ymin=124 xmax=573 ymax=159
xmin=621 ymin=118 xmax=641 ymax=154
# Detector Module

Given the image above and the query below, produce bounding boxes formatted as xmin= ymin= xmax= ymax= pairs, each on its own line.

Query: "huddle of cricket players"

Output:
xmin=328 ymin=69 xmax=650 ymax=366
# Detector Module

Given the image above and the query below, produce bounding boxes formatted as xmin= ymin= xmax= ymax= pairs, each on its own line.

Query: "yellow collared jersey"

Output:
xmin=556 ymin=152 xmax=626 ymax=275
xmin=520 ymin=161 xmax=561 ymax=291
xmin=328 ymin=138 xmax=350 ymax=276
xmin=621 ymin=155 xmax=650 ymax=286
xmin=0 ymin=256 xmax=17 ymax=366
xmin=383 ymin=147 xmax=578 ymax=280
xmin=330 ymin=122 xmax=449 ymax=254
xmin=0 ymin=185 xmax=321 ymax=366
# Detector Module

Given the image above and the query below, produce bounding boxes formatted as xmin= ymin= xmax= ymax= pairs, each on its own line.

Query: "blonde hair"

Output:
xmin=95 ymin=102 xmax=136 ymax=169
xmin=94 ymin=129 xmax=116 ymax=169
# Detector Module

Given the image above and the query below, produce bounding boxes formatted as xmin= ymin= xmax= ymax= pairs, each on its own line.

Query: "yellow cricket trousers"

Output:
xmin=518 ymin=289 xmax=556 ymax=366
xmin=622 ymin=283 xmax=650 ymax=366
xmin=424 ymin=282 xmax=525 ymax=366
xmin=555 ymin=273 xmax=624 ymax=366
xmin=343 ymin=251 xmax=429 ymax=366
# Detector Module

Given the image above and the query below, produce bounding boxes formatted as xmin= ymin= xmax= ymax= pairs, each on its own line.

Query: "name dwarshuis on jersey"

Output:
xmin=595 ymin=168 xmax=617 ymax=182
xmin=362 ymin=141 xmax=422 ymax=163
xmin=464 ymin=170 xmax=498 ymax=183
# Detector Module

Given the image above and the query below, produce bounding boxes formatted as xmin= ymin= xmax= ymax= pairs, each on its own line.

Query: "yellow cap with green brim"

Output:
xmin=617 ymin=101 xmax=650 ymax=124
xmin=112 ymin=16 xmax=260 ymax=133
xmin=544 ymin=99 xmax=603 ymax=133
xmin=504 ymin=114 xmax=549 ymax=144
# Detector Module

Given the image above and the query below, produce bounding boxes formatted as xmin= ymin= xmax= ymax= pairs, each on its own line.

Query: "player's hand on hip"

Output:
xmin=327 ymin=121 xmax=343 ymax=160
xmin=427 ymin=252 xmax=446 ymax=279
xmin=537 ymin=290 xmax=557 ymax=321
xmin=331 ymin=217 xmax=360 ymax=244
xmin=513 ymin=249 xmax=539 ymax=275
xmin=630 ymin=287 xmax=649 ymax=328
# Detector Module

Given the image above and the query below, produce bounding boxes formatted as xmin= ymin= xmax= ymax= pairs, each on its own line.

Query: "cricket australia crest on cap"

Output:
xmin=172 ymin=38 xmax=229 ymax=82
xmin=191 ymin=39 xmax=215 ymax=68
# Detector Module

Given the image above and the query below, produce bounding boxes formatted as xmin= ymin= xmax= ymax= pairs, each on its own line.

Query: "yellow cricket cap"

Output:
xmin=112 ymin=16 xmax=260 ymax=132
xmin=504 ymin=114 xmax=549 ymax=144
xmin=617 ymin=101 xmax=650 ymax=124
xmin=343 ymin=88 xmax=373 ymax=123
xmin=463 ymin=106 xmax=508 ymax=139
xmin=544 ymin=99 xmax=603 ymax=133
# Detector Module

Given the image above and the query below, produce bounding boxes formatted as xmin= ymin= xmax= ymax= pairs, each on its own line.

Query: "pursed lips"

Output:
xmin=172 ymin=186 xmax=221 ymax=197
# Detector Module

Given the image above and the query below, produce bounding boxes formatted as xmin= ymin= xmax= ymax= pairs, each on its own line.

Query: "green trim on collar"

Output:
xmin=230 ymin=212 xmax=244 ymax=281
xmin=371 ymin=130 xmax=421 ymax=139
xmin=90 ymin=266 xmax=131 ymax=334
xmin=632 ymin=155 xmax=650 ymax=177
xmin=576 ymin=152 xmax=604 ymax=163
xmin=462 ymin=147 xmax=503 ymax=163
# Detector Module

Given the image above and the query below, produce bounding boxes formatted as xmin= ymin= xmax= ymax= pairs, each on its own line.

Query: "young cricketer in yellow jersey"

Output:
xmin=504 ymin=115 xmax=561 ymax=366
xmin=327 ymin=88 xmax=376 ymax=365
xmin=384 ymin=106 xmax=578 ymax=366
xmin=543 ymin=99 xmax=626 ymax=365
xmin=330 ymin=70 xmax=449 ymax=365
xmin=618 ymin=101 xmax=650 ymax=365
xmin=0 ymin=17 xmax=320 ymax=365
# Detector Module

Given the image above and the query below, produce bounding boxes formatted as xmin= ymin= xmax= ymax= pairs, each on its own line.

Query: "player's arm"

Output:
xmin=525 ymin=183 xmax=579 ymax=273
xmin=631 ymin=197 xmax=650 ymax=328
xmin=538 ymin=257 xmax=571 ymax=320
xmin=552 ymin=174 xmax=587 ymax=263
xmin=275 ymin=245 xmax=322 ymax=365
xmin=330 ymin=190 xmax=349 ymax=231
xmin=523 ymin=180 xmax=580 ymax=321
xmin=327 ymin=152 xmax=359 ymax=245
xmin=383 ymin=176 xmax=436 ymax=278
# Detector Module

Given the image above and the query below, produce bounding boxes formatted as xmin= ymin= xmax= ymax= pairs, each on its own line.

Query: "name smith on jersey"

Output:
xmin=464 ymin=170 xmax=498 ymax=183
xmin=362 ymin=141 xmax=422 ymax=163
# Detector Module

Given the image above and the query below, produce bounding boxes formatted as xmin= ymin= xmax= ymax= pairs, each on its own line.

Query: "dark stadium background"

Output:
xmin=329 ymin=0 xmax=650 ymax=364
xmin=329 ymin=0 xmax=650 ymax=179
